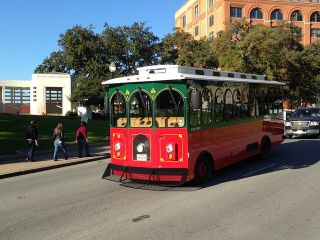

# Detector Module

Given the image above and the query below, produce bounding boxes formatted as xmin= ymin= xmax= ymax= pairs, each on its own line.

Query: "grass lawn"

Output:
xmin=0 ymin=114 xmax=109 ymax=156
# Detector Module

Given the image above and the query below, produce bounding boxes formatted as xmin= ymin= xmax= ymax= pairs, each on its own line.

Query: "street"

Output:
xmin=1 ymin=139 xmax=320 ymax=240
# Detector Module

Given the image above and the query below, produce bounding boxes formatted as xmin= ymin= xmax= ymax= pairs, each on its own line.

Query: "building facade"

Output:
xmin=175 ymin=0 xmax=320 ymax=45
xmin=0 ymin=73 xmax=73 ymax=115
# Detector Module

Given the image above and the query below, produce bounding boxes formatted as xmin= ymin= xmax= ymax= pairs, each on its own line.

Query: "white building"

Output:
xmin=0 ymin=73 xmax=73 ymax=115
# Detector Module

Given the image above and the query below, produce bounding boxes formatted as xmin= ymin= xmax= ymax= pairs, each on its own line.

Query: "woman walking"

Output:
xmin=53 ymin=123 xmax=69 ymax=161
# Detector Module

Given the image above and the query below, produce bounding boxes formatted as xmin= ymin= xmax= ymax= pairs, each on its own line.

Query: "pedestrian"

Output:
xmin=76 ymin=121 xmax=90 ymax=158
xmin=25 ymin=120 xmax=39 ymax=162
xmin=53 ymin=123 xmax=69 ymax=161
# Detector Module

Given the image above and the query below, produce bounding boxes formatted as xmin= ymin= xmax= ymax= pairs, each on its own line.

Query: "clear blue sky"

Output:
xmin=0 ymin=0 xmax=186 ymax=80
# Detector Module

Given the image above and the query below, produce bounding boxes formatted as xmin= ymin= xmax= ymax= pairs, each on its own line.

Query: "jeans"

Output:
xmin=26 ymin=140 xmax=36 ymax=161
xmin=77 ymin=139 xmax=89 ymax=157
xmin=53 ymin=139 xmax=68 ymax=160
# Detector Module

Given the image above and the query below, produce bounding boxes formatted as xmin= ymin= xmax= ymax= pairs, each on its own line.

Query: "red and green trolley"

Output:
xmin=102 ymin=65 xmax=284 ymax=186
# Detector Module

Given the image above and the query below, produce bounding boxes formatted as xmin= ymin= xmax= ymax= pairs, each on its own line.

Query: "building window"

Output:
xmin=209 ymin=15 xmax=214 ymax=27
xmin=4 ymin=87 xmax=30 ymax=104
xmin=250 ymin=8 xmax=263 ymax=19
xmin=271 ymin=9 xmax=283 ymax=20
xmin=290 ymin=10 xmax=303 ymax=21
xmin=310 ymin=11 xmax=320 ymax=22
xmin=231 ymin=7 xmax=242 ymax=18
xmin=209 ymin=0 xmax=214 ymax=7
xmin=195 ymin=4 xmax=199 ymax=19
xmin=46 ymin=87 xmax=63 ymax=114
xmin=182 ymin=15 xmax=186 ymax=28
xmin=311 ymin=28 xmax=320 ymax=38
xmin=209 ymin=31 xmax=214 ymax=40
xmin=195 ymin=26 xmax=199 ymax=36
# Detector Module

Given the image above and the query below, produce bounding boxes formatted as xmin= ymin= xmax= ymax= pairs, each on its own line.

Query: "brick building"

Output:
xmin=175 ymin=0 xmax=320 ymax=45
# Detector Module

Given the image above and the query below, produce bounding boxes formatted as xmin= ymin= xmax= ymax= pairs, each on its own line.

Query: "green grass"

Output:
xmin=0 ymin=114 xmax=109 ymax=156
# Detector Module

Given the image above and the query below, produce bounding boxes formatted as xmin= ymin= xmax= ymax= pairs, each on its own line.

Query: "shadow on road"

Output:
xmin=197 ymin=139 xmax=320 ymax=189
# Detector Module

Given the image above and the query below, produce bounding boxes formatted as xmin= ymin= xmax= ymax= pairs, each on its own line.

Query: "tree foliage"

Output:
xmin=101 ymin=22 xmax=159 ymax=75
xmin=160 ymin=29 xmax=218 ymax=68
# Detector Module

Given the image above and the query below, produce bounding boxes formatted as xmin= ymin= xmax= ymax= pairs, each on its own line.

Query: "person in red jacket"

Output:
xmin=76 ymin=121 xmax=90 ymax=157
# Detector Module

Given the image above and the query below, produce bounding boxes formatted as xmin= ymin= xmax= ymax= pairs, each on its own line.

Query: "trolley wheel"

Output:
xmin=195 ymin=154 xmax=213 ymax=184
xmin=260 ymin=137 xmax=271 ymax=158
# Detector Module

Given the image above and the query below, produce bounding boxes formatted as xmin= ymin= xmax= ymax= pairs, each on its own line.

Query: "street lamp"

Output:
xmin=109 ymin=62 xmax=116 ymax=79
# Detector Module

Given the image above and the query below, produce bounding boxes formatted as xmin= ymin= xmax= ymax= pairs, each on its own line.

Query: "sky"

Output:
xmin=0 ymin=0 xmax=186 ymax=80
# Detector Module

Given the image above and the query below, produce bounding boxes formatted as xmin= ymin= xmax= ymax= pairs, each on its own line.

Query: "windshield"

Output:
xmin=292 ymin=108 xmax=320 ymax=118
xmin=129 ymin=89 xmax=152 ymax=127
xmin=110 ymin=86 xmax=186 ymax=128
xmin=155 ymin=89 xmax=185 ymax=127
xmin=111 ymin=92 xmax=127 ymax=127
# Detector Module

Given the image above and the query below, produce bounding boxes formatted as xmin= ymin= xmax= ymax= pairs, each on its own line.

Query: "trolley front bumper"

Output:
xmin=102 ymin=163 xmax=188 ymax=187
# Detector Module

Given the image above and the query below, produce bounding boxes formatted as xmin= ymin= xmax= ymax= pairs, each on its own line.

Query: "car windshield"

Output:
xmin=292 ymin=108 xmax=320 ymax=118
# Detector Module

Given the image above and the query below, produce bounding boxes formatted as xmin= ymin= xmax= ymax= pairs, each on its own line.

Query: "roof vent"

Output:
xmin=195 ymin=69 xmax=204 ymax=75
xmin=148 ymin=68 xmax=166 ymax=74
xmin=212 ymin=71 xmax=220 ymax=76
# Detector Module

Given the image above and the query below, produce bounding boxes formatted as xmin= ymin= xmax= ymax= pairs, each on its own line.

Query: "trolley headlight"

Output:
xmin=114 ymin=142 xmax=121 ymax=151
xmin=310 ymin=121 xmax=319 ymax=126
xmin=136 ymin=143 xmax=145 ymax=153
xmin=166 ymin=144 xmax=174 ymax=153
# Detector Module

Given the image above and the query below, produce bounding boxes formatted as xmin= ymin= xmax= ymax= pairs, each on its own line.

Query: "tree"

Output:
xmin=213 ymin=20 xmax=303 ymax=76
xmin=36 ymin=25 xmax=113 ymax=105
xmin=34 ymin=51 xmax=68 ymax=73
xmin=36 ymin=23 xmax=161 ymax=105
xmin=212 ymin=19 xmax=251 ymax=72
xmin=211 ymin=20 xmax=320 ymax=105
xmin=101 ymin=22 xmax=159 ymax=76
xmin=160 ymin=29 xmax=218 ymax=68
xmin=286 ymin=41 xmax=320 ymax=106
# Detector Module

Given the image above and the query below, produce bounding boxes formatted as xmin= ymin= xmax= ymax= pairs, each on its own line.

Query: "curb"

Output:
xmin=0 ymin=153 xmax=110 ymax=179
xmin=0 ymin=142 xmax=109 ymax=162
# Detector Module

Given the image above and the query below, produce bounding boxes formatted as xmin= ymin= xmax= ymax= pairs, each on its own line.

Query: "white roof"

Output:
xmin=102 ymin=65 xmax=284 ymax=86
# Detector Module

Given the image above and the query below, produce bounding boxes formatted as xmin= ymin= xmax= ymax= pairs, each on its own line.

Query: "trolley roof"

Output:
xmin=102 ymin=65 xmax=284 ymax=86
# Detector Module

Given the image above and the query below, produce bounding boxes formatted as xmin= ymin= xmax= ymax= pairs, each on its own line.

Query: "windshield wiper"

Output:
xmin=138 ymin=87 xmax=146 ymax=109
xmin=138 ymin=87 xmax=148 ymax=118
xmin=168 ymin=87 xmax=180 ymax=116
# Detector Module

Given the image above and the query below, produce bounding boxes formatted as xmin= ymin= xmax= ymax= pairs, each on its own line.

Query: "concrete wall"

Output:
xmin=0 ymin=73 xmax=73 ymax=115
xmin=30 ymin=74 xmax=72 ymax=116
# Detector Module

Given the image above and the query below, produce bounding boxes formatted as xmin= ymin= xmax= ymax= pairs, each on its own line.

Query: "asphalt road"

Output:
xmin=1 ymin=139 xmax=320 ymax=240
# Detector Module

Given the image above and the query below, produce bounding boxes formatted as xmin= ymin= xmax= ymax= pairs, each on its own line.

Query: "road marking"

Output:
xmin=243 ymin=164 xmax=276 ymax=177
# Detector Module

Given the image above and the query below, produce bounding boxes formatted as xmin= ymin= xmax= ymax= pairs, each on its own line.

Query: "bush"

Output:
xmin=92 ymin=112 xmax=107 ymax=119
xmin=65 ymin=111 xmax=78 ymax=117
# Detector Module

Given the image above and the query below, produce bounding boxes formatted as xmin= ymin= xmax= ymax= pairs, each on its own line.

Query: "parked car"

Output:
xmin=285 ymin=107 xmax=320 ymax=139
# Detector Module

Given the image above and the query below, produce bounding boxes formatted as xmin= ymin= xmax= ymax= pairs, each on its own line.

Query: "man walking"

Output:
xmin=76 ymin=121 xmax=90 ymax=158
xmin=25 ymin=120 xmax=39 ymax=162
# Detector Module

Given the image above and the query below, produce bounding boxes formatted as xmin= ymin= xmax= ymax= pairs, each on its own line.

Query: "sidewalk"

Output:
xmin=0 ymin=143 xmax=111 ymax=179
